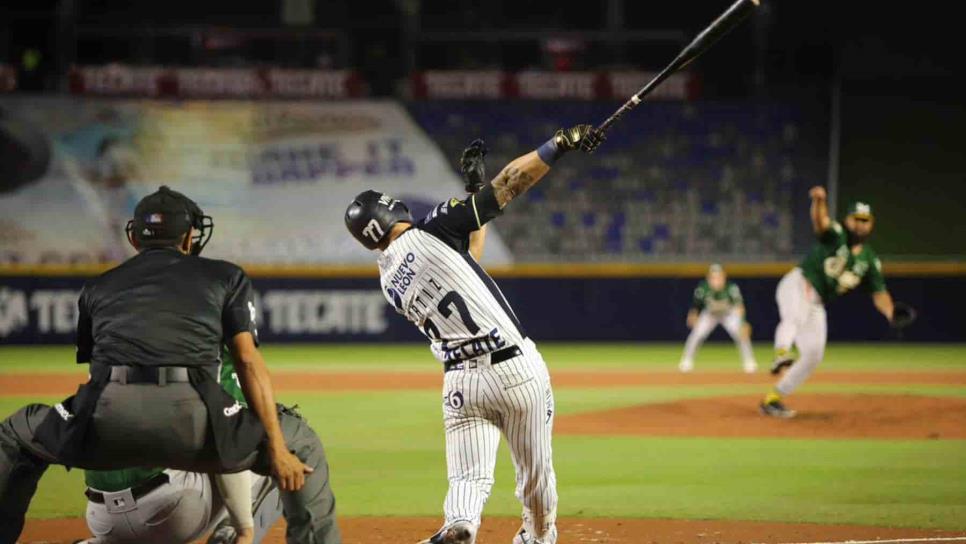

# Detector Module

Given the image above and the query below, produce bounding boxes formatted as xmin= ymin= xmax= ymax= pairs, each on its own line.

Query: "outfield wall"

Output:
xmin=1 ymin=269 xmax=963 ymax=344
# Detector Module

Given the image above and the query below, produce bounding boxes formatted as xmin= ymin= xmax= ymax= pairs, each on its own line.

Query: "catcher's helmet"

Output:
xmin=345 ymin=190 xmax=413 ymax=250
xmin=125 ymin=186 xmax=214 ymax=255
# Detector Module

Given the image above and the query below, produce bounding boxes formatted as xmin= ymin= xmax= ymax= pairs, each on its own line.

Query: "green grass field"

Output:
xmin=2 ymin=342 xmax=965 ymax=531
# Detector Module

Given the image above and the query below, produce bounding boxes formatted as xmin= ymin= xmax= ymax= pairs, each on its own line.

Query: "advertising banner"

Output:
xmin=68 ymin=65 xmax=366 ymax=99
xmin=1 ymin=275 xmax=961 ymax=345
xmin=0 ymin=96 xmax=513 ymax=266
xmin=410 ymin=70 xmax=697 ymax=100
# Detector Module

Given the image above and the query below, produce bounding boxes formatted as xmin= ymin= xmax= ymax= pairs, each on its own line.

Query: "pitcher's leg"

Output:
xmin=0 ymin=404 xmax=54 ymax=543
xmin=774 ymin=272 xmax=804 ymax=353
xmin=777 ymin=307 xmax=828 ymax=397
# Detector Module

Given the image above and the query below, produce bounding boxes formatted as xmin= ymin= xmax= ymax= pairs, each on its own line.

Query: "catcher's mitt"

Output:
xmin=891 ymin=301 xmax=917 ymax=330
xmin=459 ymin=138 xmax=487 ymax=193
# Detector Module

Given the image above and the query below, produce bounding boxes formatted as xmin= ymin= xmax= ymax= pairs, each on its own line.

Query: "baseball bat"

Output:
xmin=597 ymin=0 xmax=761 ymax=133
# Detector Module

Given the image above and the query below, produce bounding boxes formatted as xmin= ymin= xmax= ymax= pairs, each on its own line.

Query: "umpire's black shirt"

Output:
xmin=76 ymin=247 xmax=258 ymax=370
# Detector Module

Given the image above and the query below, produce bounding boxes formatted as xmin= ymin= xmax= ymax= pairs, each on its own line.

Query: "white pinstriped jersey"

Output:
xmin=376 ymin=194 xmax=526 ymax=364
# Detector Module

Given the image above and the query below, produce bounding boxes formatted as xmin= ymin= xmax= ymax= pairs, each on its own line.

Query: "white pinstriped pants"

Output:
xmin=441 ymin=338 xmax=557 ymax=543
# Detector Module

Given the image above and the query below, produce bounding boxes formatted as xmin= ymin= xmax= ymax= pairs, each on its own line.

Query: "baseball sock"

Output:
xmin=763 ymin=389 xmax=782 ymax=404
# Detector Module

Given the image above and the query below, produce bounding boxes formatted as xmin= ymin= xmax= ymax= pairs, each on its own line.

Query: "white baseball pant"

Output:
xmin=773 ymin=267 xmax=828 ymax=396
xmin=680 ymin=309 xmax=757 ymax=372
xmin=83 ymin=469 xmax=278 ymax=544
xmin=441 ymin=338 xmax=557 ymax=544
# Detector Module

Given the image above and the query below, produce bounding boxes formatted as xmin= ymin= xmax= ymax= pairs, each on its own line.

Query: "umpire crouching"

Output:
xmin=0 ymin=186 xmax=341 ymax=544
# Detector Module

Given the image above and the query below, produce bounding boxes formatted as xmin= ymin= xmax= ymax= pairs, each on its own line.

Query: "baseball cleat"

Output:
xmin=678 ymin=360 xmax=694 ymax=373
xmin=743 ymin=361 xmax=758 ymax=374
xmin=512 ymin=525 xmax=557 ymax=544
xmin=759 ymin=399 xmax=797 ymax=418
xmin=417 ymin=521 xmax=475 ymax=544
xmin=512 ymin=527 xmax=533 ymax=544
xmin=769 ymin=353 xmax=797 ymax=375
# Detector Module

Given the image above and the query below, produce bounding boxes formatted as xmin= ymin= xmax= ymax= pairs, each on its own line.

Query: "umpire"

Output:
xmin=0 ymin=186 xmax=341 ymax=544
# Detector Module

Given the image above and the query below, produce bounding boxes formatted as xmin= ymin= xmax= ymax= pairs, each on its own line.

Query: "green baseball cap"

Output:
xmin=845 ymin=201 xmax=873 ymax=219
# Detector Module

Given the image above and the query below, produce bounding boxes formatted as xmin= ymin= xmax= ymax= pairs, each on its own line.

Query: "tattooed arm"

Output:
xmin=490 ymin=151 xmax=552 ymax=209
xmin=490 ymin=124 xmax=604 ymax=209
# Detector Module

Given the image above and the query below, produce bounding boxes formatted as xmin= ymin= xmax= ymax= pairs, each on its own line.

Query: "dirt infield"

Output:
xmin=2 ymin=370 xmax=965 ymax=396
xmin=556 ymin=393 xmax=966 ymax=440
xmin=18 ymin=516 xmax=966 ymax=544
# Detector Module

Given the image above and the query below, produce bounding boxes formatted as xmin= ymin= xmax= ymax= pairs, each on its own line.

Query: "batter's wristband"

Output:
xmin=537 ymin=138 xmax=565 ymax=165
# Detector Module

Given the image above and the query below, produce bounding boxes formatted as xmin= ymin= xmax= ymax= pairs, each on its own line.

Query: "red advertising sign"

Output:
xmin=411 ymin=70 xmax=698 ymax=100
xmin=68 ymin=65 xmax=366 ymax=99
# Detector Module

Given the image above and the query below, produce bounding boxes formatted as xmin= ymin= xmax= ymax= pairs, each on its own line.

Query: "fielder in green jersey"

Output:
xmin=760 ymin=186 xmax=895 ymax=418
xmin=680 ymin=264 xmax=757 ymax=373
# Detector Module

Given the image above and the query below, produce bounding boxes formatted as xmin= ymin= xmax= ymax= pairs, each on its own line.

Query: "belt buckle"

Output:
xmin=102 ymin=488 xmax=137 ymax=514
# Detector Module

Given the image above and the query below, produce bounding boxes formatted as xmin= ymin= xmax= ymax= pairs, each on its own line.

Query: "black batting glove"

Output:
xmin=553 ymin=124 xmax=606 ymax=154
xmin=459 ymin=138 xmax=487 ymax=193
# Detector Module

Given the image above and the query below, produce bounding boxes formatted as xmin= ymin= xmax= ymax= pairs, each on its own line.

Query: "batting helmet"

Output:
xmin=345 ymin=190 xmax=413 ymax=250
xmin=125 ymin=186 xmax=214 ymax=256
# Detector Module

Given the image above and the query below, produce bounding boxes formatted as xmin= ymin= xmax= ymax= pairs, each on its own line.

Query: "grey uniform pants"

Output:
xmin=84 ymin=469 xmax=280 ymax=544
xmin=0 ymin=382 xmax=341 ymax=544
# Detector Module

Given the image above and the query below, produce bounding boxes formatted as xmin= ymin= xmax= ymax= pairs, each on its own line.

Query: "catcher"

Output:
xmin=760 ymin=186 xmax=914 ymax=418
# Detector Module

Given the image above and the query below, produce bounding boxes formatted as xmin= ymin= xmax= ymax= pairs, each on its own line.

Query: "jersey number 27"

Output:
xmin=423 ymin=291 xmax=481 ymax=339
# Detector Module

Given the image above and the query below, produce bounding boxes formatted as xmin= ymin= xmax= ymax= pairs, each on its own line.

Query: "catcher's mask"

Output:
xmin=125 ymin=186 xmax=214 ymax=255
xmin=345 ymin=190 xmax=413 ymax=250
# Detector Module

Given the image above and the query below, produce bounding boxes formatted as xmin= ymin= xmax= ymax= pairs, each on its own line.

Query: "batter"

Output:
xmin=344 ymin=126 xmax=604 ymax=544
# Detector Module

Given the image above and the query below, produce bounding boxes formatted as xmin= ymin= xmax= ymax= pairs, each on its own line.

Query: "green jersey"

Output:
xmin=800 ymin=221 xmax=886 ymax=303
xmin=692 ymin=279 xmax=743 ymax=315
xmin=85 ymin=348 xmax=246 ymax=492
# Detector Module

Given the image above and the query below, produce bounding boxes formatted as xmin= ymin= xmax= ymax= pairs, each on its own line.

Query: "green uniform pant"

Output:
xmin=0 ymin=382 xmax=341 ymax=544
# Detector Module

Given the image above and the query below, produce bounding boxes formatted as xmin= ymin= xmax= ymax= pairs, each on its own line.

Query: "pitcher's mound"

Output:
xmin=556 ymin=394 xmax=966 ymax=439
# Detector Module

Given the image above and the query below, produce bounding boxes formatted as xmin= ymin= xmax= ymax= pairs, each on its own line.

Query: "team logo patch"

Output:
xmin=223 ymin=401 xmax=242 ymax=417
xmin=54 ymin=402 xmax=74 ymax=421
xmin=378 ymin=194 xmax=398 ymax=209
xmin=146 ymin=213 xmax=164 ymax=224
xmin=386 ymin=287 xmax=403 ymax=310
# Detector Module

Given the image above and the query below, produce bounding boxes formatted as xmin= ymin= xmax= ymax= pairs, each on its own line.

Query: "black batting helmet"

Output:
xmin=125 ymin=186 xmax=214 ymax=255
xmin=345 ymin=190 xmax=413 ymax=250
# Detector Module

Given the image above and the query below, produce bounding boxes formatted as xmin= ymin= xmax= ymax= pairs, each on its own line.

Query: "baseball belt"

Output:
xmin=84 ymin=472 xmax=170 ymax=504
xmin=444 ymin=345 xmax=522 ymax=373
xmin=108 ymin=366 xmax=191 ymax=385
